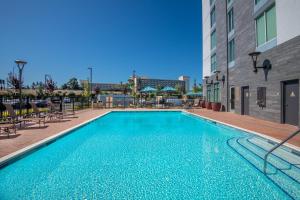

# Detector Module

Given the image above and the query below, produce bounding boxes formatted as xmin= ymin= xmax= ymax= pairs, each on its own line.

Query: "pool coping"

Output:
xmin=0 ymin=109 xmax=299 ymax=168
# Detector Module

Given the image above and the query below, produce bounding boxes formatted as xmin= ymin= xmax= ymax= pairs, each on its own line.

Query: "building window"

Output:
xmin=211 ymin=54 xmax=217 ymax=72
xmin=256 ymin=4 xmax=277 ymax=46
xmin=255 ymin=0 xmax=261 ymax=5
xmin=227 ymin=8 xmax=234 ymax=33
xmin=213 ymin=83 xmax=220 ymax=102
xmin=228 ymin=39 xmax=235 ymax=63
xmin=211 ymin=30 xmax=216 ymax=50
xmin=227 ymin=0 xmax=232 ymax=4
xmin=210 ymin=6 xmax=216 ymax=27
xmin=207 ymin=85 xmax=212 ymax=102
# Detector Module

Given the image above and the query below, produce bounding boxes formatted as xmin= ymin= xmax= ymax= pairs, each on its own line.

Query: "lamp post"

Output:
xmin=15 ymin=60 xmax=27 ymax=117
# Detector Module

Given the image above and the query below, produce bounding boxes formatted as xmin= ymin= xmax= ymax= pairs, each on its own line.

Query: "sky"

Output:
xmin=0 ymin=0 xmax=202 ymax=87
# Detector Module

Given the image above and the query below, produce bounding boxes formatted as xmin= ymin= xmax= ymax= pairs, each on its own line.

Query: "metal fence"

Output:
xmin=0 ymin=96 xmax=91 ymax=120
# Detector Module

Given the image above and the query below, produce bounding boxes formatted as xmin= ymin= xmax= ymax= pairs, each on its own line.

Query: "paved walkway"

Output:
xmin=0 ymin=108 xmax=299 ymax=159
xmin=0 ymin=109 xmax=110 ymax=158
xmin=188 ymin=109 xmax=299 ymax=147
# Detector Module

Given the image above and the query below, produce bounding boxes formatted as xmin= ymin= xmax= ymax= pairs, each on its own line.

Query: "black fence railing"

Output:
xmin=0 ymin=96 xmax=91 ymax=120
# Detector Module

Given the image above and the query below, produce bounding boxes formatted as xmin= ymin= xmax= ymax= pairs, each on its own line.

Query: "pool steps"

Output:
xmin=227 ymin=137 xmax=300 ymax=199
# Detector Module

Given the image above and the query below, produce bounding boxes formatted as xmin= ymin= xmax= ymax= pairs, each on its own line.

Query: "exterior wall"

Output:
xmin=202 ymin=0 xmax=211 ymax=78
xmin=202 ymin=0 xmax=300 ymax=125
xmin=276 ymin=0 xmax=300 ymax=45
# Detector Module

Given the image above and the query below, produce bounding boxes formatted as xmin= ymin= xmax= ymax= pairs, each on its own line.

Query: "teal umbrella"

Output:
xmin=161 ymin=86 xmax=176 ymax=92
xmin=186 ymin=91 xmax=203 ymax=96
xmin=140 ymin=86 xmax=157 ymax=93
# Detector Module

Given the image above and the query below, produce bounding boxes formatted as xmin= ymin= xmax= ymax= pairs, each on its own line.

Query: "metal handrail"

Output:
xmin=263 ymin=128 xmax=300 ymax=174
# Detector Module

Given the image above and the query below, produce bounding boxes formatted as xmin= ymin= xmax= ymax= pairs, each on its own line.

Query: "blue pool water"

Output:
xmin=0 ymin=111 xmax=291 ymax=199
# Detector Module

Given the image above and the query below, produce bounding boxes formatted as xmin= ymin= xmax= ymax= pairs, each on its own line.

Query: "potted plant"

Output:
xmin=212 ymin=102 xmax=221 ymax=111
xmin=206 ymin=101 xmax=212 ymax=109
xmin=201 ymin=100 xmax=206 ymax=108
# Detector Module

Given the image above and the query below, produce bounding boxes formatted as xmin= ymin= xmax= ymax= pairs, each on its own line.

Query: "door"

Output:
xmin=283 ymin=80 xmax=299 ymax=126
xmin=242 ymin=86 xmax=249 ymax=115
xmin=230 ymin=87 xmax=235 ymax=112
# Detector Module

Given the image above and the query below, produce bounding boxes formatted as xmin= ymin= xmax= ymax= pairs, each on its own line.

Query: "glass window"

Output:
xmin=255 ymin=0 xmax=261 ymax=5
xmin=256 ymin=4 xmax=277 ymax=46
xmin=210 ymin=6 xmax=216 ymax=27
xmin=211 ymin=54 xmax=217 ymax=72
xmin=227 ymin=0 xmax=232 ymax=4
xmin=211 ymin=30 xmax=216 ymax=50
xmin=228 ymin=39 xmax=235 ymax=62
xmin=266 ymin=5 xmax=277 ymax=41
xmin=256 ymin=14 xmax=266 ymax=46
xmin=213 ymin=83 xmax=220 ymax=102
xmin=227 ymin=8 xmax=234 ymax=33
xmin=207 ymin=85 xmax=211 ymax=102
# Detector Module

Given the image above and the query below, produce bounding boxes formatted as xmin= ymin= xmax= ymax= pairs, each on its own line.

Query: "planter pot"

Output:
xmin=212 ymin=102 xmax=221 ymax=111
xmin=201 ymin=100 xmax=206 ymax=108
xmin=206 ymin=102 xmax=212 ymax=110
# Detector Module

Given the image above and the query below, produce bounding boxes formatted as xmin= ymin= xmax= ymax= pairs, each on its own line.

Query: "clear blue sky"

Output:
xmin=0 ymin=0 xmax=202 ymax=87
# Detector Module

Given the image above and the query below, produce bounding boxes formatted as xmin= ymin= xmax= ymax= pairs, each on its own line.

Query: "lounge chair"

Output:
xmin=48 ymin=102 xmax=64 ymax=119
xmin=193 ymin=99 xmax=201 ymax=108
xmin=4 ymin=103 xmax=46 ymax=128
xmin=0 ymin=122 xmax=16 ymax=137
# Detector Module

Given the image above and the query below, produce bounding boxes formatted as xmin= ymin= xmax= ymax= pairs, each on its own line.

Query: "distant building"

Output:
xmin=80 ymin=80 xmax=124 ymax=92
xmin=178 ymin=76 xmax=190 ymax=93
xmin=131 ymin=75 xmax=189 ymax=93
xmin=91 ymin=83 xmax=123 ymax=92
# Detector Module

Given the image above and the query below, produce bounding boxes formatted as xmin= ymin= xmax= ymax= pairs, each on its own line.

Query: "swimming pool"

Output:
xmin=0 ymin=111 xmax=299 ymax=199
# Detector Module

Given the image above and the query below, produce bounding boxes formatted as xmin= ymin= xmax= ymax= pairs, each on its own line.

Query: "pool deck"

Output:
xmin=188 ymin=108 xmax=299 ymax=148
xmin=0 ymin=108 xmax=299 ymax=159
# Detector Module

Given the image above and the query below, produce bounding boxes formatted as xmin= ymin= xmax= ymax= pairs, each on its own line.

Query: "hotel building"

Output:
xmin=131 ymin=75 xmax=189 ymax=94
xmin=202 ymin=0 xmax=300 ymax=125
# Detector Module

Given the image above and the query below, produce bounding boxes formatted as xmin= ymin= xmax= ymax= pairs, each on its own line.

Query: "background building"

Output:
xmin=132 ymin=75 xmax=189 ymax=94
xmin=202 ymin=0 xmax=300 ymax=126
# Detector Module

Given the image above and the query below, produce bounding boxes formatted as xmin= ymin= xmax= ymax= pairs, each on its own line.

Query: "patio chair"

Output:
xmin=193 ymin=99 xmax=201 ymax=108
xmin=0 ymin=122 xmax=16 ymax=137
xmin=30 ymin=102 xmax=47 ymax=118
xmin=4 ymin=103 xmax=46 ymax=128
xmin=48 ymin=102 xmax=64 ymax=119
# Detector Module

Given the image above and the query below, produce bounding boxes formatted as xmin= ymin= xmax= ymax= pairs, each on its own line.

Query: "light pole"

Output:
xmin=15 ymin=60 xmax=27 ymax=117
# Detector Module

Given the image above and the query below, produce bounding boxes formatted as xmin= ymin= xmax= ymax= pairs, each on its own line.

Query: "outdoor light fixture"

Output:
xmin=214 ymin=70 xmax=221 ymax=81
xmin=204 ymin=76 xmax=210 ymax=84
xmin=214 ymin=71 xmax=226 ymax=86
xmin=249 ymin=51 xmax=272 ymax=81
xmin=15 ymin=59 xmax=27 ymax=116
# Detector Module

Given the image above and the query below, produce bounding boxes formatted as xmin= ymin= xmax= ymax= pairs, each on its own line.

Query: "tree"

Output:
xmin=60 ymin=78 xmax=81 ymax=90
xmin=7 ymin=72 xmax=21 ymax=89
xmin=45 ymin=78 xmax=56 ymax=94
xmin=193 ymin=84 xmax=203 ymax=93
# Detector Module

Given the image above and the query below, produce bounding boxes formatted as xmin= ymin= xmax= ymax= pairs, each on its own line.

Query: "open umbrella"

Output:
xmin=140 ymin=86 xmax=157 ymax=93
xmin=161 ymin=86 xmax=176 ymax=92
xmin=186 ymin=91 xmax=203 ymax=97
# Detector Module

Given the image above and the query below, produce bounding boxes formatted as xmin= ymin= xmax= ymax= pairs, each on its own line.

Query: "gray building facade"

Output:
xmin=202 ymin=0 xmax=300 ymax=126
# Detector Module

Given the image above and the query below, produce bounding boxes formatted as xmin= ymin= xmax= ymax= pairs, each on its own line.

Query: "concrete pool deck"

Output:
xmin=188 ymin=109 xmax=299 ymax=147
xmin=0 ymin=108 xmax=299 ymax=159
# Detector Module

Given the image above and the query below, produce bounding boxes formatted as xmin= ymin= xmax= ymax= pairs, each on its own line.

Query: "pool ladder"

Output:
xmin=263 ymin=128 xmax=300 ymax=174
